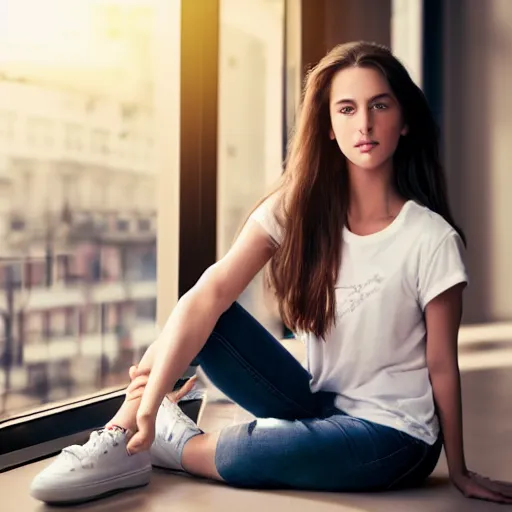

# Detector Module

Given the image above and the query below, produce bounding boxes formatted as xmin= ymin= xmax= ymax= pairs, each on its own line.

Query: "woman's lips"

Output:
xmin=356 ymin=142 xmax=378 ymax=153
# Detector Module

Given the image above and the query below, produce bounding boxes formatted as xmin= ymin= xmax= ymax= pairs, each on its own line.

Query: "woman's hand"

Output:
xmin=126 ymin=410 xmax=156 ymax=455
xmin=452 ymin=470 xmax=512 ymax=504
xmin=125 ymin=366 xmax=198 ymax=454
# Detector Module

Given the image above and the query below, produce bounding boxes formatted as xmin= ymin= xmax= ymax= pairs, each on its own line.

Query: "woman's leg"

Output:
xmin=154 ymin=301 xmax=330 ymax=480
xmin=111 ymin=300 xmax=320 ymax=431
xmin=174 ymin=303 xmax=440 ymax=489
xmin=194 ymin=302 xmax=326 ymax=420
xmin=183 ymin=410 xmax=439 ymax=491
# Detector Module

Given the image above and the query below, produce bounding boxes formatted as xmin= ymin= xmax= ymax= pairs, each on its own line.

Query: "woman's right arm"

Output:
xmin=136 ymin=219 xmax=278 ymax=422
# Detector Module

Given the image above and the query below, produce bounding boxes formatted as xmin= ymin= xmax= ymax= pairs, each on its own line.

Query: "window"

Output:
xmin=217 ymin=0 xmax=285 ymax=336
xmin=135 ymin=299 xmax=157 ymax=321
xmin=117 ymin=219 xmax=130 ymax=232
xmin=64 ymin=123 xmax=84 ymax=152
xmin=65 ymin=307 xmax=75 ymax=336
xmin=91 ymin=129 xmax=110 ymax=156
xmin=0 ymin=110 xmax=16 ymax=140
xmin=25 ymin=312 xmax=45 ymax=345
xmin=0 ymin=0 xmax=218 ymax=472
xmin=49 ymin=309 xmax=67 ymax=337
xmin=25 ymin=259 xmax=46 ymax=288
xmin=138 ymin=218 xmax=151 ymax=232
xmin=0 ymin=0 xmax=173 ymax=428
xmin=10 ymin=216 xmax=26 ymax=232
xmin=26 ymin=117 xmax=53 ymax=148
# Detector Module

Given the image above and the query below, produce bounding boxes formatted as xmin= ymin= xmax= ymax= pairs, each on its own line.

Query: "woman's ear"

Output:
xmin=329 ymin=128 xmax=335 ymax=140
xmin=400 ymin=125 xmax=409 ymax=136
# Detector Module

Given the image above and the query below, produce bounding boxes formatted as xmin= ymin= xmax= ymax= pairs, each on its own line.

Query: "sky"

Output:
xmin=0 ymin=0 xmax=158 ymax=100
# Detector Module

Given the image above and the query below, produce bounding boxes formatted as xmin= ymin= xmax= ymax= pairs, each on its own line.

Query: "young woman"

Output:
xmin=31 ymin=41 xmax=512 ymax=505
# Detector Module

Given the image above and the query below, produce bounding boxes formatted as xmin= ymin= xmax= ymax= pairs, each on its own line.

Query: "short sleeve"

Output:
xmin=248 ymin=194 xmax=284 ymax=245
xmin=418 ymin=231 xmax=469 ymax=310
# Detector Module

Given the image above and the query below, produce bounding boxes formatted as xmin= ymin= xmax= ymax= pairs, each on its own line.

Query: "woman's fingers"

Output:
xmin=127 ymin=374 xmax=149 ymax=392
xmin=126 ymin=375 xmax=149 ymax=400
xmin=126 ymin=367 xmax=199 ymax=404
xmin=169 ymin=375 xmax=198 ymax=403
xmin=128 ymin=365 xmax=137 ymax=380
xmin=126 ymin=413 xmax=156 ymax=455
xmin=470 ymin=472 xmax=512 ymax=498
xmin=129 ymin=365 xmax=150 ymax=380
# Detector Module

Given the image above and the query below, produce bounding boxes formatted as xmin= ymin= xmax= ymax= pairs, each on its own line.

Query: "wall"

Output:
xmin=443 ymin=0 xmax=512 ymax=323
xmin=324 ymin=0 xmax=391 ymax=50
xmin=297 ymin=0 xmax=391 ymax=79
xmin=216 ymin=0 xmax=285 ymax=336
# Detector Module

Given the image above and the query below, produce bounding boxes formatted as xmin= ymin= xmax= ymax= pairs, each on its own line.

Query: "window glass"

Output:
xmin=0 ymin=0 xmax=169 ymax=422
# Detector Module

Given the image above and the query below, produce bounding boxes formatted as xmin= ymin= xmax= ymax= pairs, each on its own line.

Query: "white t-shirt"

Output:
xmin=249 ymin=197 xmax=468 ymax=445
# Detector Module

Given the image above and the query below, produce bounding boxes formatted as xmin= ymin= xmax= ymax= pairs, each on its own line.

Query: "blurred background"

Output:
xmin=0 ymin=0 xmax=510 ymax=425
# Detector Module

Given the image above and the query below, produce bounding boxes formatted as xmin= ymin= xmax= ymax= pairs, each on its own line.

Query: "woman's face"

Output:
xmin=328 ymin=66 xmax=407 ymax=171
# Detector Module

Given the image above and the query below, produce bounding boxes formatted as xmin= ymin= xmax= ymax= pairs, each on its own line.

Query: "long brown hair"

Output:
xmin=251 ymin=41 xmax=464 ymax=339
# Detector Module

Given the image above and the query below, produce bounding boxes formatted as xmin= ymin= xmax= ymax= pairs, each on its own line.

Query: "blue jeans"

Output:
xmin=195 ymin=302 xmax=442 ymax=491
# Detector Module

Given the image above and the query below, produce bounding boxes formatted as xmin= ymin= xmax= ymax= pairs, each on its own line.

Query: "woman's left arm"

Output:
xmin=426 ymin=284 xmax=512 ymax=504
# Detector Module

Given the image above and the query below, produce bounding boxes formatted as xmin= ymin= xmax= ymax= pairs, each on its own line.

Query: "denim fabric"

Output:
xmin=195 ymin=302 xmax=442 ymax=491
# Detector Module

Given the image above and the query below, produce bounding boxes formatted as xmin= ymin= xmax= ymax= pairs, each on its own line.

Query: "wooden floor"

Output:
xmin=1 ymin=338 xmax=512 ymax=511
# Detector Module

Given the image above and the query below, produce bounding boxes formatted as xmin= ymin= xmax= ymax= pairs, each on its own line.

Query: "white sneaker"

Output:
xmin=150 ymin=397 xmax=202 ymax=471
xmin=30 ymin=427 xmax=152 ymax=504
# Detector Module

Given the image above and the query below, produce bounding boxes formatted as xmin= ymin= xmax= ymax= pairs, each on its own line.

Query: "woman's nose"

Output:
xmin=358 ymin=109 xmax=373 ymax=134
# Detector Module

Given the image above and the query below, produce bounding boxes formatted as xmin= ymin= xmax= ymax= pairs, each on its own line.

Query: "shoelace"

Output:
xmin=61 ymin=429 xmax=122 ymax=467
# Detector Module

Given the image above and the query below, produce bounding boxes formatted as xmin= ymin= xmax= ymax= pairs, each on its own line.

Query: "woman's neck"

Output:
xmin=347 ymin=163 xmax=404 ymax=222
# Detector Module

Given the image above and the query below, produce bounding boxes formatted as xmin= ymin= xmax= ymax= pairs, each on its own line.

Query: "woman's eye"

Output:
xmin=372 ymin=103 xmax=388 ymax=110
xmin=339 ymin=106 xmax=354 ymax=114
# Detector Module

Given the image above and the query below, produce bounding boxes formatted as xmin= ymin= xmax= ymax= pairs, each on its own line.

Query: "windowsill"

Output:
xmin=0 ymin=389 xmax=126 ymax=472
xmin=0 ymin=387 xmax=125 ymax=429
